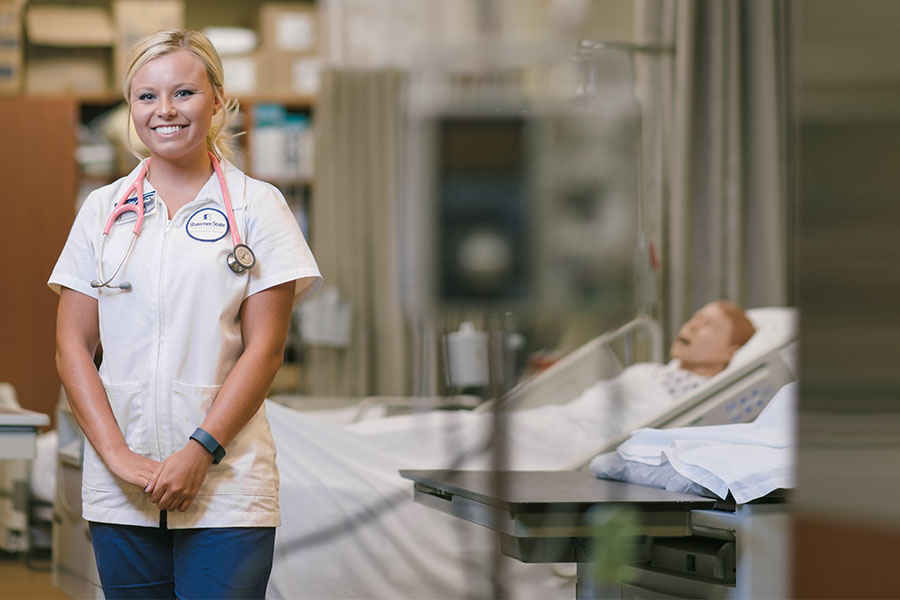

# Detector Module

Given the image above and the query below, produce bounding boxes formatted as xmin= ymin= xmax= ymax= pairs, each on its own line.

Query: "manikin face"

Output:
xmin=128 ymin=50 xmax=218 ymax=163
xmin=670 ymin=302 xmax=738 ymax=369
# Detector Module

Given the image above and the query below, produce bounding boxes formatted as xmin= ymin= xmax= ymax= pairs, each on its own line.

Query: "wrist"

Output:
xmin=187 ymin=439 xmax=216 ymax=464
xmin=101 ymin=441 xmax=134 ymax=464
xmin=189 ymin=427 xmax=226 ymax=464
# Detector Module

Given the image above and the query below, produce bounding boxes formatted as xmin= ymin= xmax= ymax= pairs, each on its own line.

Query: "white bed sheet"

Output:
xmin=267 ymin=362 xmax=679 ymax=599
xmin=589 ymin=382 xmax=797 ymax=503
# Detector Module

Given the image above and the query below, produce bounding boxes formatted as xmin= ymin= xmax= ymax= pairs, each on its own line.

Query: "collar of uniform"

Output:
xmin=209 ymin=158 xmax=248 ymax=211
xmin=119 ymin=157 xmax=247 ymax=211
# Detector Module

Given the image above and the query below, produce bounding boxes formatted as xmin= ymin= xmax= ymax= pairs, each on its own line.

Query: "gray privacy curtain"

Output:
xmin=307 ymin=69 xmax=410 ymax=396
xmin=637 ymin=0 xmax=791 ymax=339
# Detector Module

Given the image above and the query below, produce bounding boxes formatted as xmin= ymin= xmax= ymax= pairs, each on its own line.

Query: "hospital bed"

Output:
xmin=398 ymin=307 xmax=798 ymax=599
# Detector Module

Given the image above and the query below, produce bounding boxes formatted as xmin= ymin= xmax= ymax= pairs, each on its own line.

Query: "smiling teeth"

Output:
xmin=156 ymin=125 xmax=182 ymax=134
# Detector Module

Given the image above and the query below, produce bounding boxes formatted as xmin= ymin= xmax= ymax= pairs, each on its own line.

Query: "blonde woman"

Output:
xmin=50 ymin=30 xmax=320 ymax=598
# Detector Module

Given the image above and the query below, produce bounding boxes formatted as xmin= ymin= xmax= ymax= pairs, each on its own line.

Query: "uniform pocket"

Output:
xmin=170 ymin=381 xmax=222 ymax=443
xmin=101 ymin=380 xmax=146 ymax=455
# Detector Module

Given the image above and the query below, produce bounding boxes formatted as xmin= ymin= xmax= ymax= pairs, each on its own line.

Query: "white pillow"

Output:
xmin=728 ymin=306 xmax=798 ymax=369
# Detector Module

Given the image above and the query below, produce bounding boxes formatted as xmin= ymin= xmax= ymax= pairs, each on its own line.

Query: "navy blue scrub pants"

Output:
xmin=89 ymin=512 xmax=276 ymax=600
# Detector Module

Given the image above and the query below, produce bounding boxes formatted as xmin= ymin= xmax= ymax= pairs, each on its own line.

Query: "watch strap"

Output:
xmin=190 ymin=427 xmax=226 ymax=464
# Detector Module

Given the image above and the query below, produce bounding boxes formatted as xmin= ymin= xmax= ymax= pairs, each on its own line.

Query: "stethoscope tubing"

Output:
xmin=92 ymin=152 xmax=250 ymax=290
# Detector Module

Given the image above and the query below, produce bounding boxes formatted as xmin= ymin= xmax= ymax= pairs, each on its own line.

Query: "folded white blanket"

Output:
xmin=590 ymin=382 xmax=797 ymax=503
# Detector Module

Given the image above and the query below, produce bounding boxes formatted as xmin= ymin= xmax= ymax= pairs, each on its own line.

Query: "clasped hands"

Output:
xmin=107 ymin=441 xmax=214 ymax=512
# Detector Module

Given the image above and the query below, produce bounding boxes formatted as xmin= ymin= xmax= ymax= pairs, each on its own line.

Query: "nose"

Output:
xmin=157 ymin=98 xmax=176 ymax=118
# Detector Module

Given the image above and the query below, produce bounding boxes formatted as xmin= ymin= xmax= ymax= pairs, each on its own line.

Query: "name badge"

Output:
xmin=113 ymin=191 xmax=156 ymax=224
xmin=186 ymin=207 xmax=229 ymax=242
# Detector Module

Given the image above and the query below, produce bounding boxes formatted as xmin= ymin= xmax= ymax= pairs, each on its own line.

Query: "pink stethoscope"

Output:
xmin=91 ymin=151 xmax=256 ymax=290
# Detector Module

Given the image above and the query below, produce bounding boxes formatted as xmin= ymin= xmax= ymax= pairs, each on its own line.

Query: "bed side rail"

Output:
xmin=482 ymin=315 xmax=663 ymax=413
xmin=568 ymin=340 xmax=798 ymax=469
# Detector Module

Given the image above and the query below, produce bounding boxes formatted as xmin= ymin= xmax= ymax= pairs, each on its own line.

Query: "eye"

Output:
xmin=136 ymin=92 xmax=155 ymax=101
xmin=174 ymin=89 xmax=195 ymax=98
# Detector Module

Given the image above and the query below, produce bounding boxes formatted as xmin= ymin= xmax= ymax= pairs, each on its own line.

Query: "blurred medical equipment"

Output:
xmin=402 ymin=388 xmax=797 ymax=600
xmin=400 ymin=309 xmax=797 ymax=599
xmin=91 ymin=152 xmax=254 ymax=290
xmin=295 ymin=286 xmax=352 ymax=348
xmin=444 ymin=321 xmax=489 ymax=388
xmin=403 ymin=54 xmax=638 ymax=321
xmin=52 ymin=396 xmax=103 ymax=599
xmin=0 ymin=383 xmax=49 ymax=555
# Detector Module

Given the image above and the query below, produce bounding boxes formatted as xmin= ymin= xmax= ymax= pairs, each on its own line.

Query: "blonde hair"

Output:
xmin=122 ymin=29 xmax=240 ymax=162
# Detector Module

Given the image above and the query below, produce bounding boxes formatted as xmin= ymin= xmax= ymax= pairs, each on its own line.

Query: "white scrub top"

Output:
xmin=48 ymin=159 xmax=321 ymax=529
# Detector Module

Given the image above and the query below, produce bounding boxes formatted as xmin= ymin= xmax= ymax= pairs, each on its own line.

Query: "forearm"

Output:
xmin=195 ymin=281 xmax=294 ymax=450
xmin=197 ymin=345 xmax=284 ymax=448
xmin=56 ymin=336 xmax=129 ymax=462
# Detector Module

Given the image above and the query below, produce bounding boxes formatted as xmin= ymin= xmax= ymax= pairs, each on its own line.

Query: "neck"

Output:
xmin=678 ymin=360 xmax=727 ymax=377
xmin=145 ymin=150 xmax=214 ymax=216
xmin=146 ymin=150 xmax=212 ymax=184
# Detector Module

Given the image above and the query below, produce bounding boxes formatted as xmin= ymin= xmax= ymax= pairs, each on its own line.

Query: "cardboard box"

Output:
xmin=259 ymin=3 xmax=318 ymax=55
xmin=25 ymin=4 xmax=114 ymax=46
xmin=113 ymin=0 xmax=183 ymax=85
xmin=0 ymin=2 xmax=22 ymax=94
xmin=221 ymin=53 xmax=257 ymax=96
xmin=257 ymin=48 xmax=320 ymax=97
xmin=25 ymin=46 xmax=110 ymax=94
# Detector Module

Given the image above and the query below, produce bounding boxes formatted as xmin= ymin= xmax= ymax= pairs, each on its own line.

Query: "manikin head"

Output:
xmin=670 ymin=301 xmax=756 ymax=376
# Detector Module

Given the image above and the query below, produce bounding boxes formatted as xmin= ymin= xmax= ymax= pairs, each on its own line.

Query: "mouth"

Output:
xmin=153 ymin=125 xmax=185 ymax=135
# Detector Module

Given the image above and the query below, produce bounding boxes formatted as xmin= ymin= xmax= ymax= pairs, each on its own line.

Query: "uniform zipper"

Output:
xmin=154 ymin=206 xmax=172 ymax=459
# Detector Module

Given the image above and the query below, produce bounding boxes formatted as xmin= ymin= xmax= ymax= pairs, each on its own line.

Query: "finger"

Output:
xmin=157 ymin=494 xmax=174 ymax=512
xmin=147 ymin=462 xmax=166 ymax=504
xmin=145 ymin=471 xmax=158 ymax=494
xmin=178 ymin=497 xmax=193 ymax=512
xmin=146 ymin=460 xmax=166 ymax=497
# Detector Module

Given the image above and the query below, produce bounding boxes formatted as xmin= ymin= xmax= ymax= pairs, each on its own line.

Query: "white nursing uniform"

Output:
xmin=48 ymin=159 xmax=321 ymax=529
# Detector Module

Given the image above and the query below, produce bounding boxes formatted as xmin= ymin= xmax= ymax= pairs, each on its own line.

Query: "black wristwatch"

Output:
xmin=190 ymin=427 xmax=226 ymax=464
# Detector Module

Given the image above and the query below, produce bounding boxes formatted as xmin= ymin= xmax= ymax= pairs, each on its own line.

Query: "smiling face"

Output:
xmin=128 ymin=49 xmax=219 ymax=164
xmin=670 ymin=301 xmax=749 ymax=375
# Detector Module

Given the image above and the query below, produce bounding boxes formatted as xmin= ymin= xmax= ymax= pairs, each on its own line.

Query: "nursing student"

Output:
xmin=50 ymin=30 xmax=321 ymax=599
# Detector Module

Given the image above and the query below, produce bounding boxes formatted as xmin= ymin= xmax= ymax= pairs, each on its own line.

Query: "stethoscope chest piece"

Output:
xmin=228 ymin=243 xmax=256 ymax=273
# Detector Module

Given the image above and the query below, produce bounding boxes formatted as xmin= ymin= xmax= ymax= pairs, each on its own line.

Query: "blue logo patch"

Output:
xmin=186 ymin=207 xmax=229 ymax=242
xmin=113 ymin=191 xmax=156 ymax=225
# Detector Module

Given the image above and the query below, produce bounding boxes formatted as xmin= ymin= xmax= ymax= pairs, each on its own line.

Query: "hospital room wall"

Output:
xmin=792 ymin=0 xmax=900 ymax=596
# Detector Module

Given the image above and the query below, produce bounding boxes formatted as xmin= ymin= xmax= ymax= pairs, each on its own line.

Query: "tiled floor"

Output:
xmin=0 ymin=553 xmax=68 ymax=600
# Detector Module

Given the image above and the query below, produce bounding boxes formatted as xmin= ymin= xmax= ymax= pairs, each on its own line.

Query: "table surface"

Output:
xmin=400 ymin=469 xmax=718 ymax=513
xmin=0 ymin=406 xmax=50 ymax=427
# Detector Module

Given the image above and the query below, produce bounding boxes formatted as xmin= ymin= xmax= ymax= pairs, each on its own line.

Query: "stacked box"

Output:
xmin=113 ymin=0 xmax=184 ymax=89
xmin=0 ymin=1 xmax=22 ymax=94
xmin=24 ymin=3 xmax=113 ymax=94
xmin=257 ymin=3 xmax=321 ymax=97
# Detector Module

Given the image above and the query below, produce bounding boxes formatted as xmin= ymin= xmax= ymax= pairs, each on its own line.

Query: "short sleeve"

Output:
xmin=48 ymin=192 xmax=101 ymax=299
xmin=244 ymin=183 xmax=322 ymax=306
